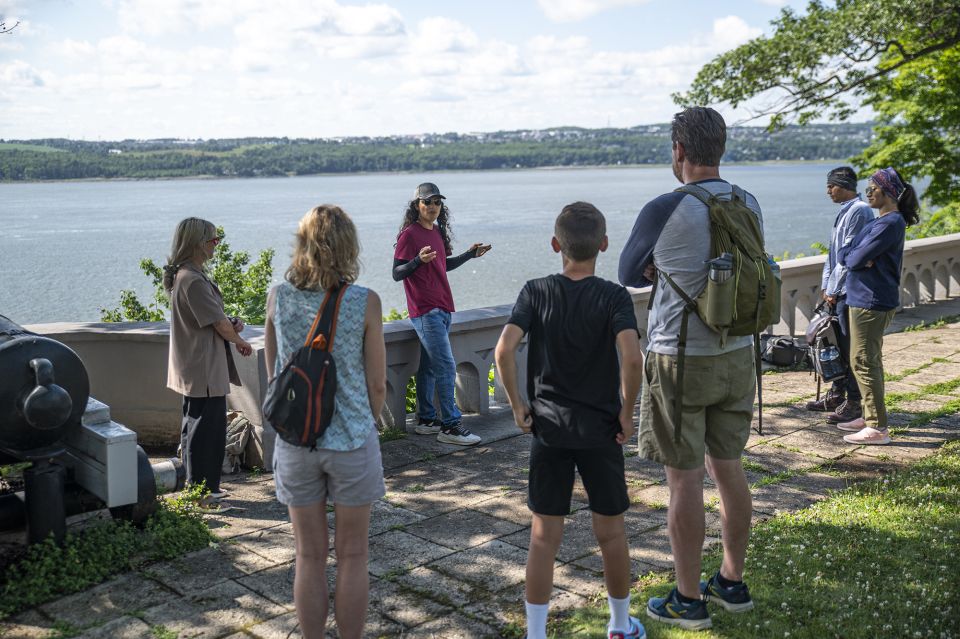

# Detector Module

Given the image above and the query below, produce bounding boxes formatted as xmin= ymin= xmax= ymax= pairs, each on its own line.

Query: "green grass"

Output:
xmin=885 ymin=376 xmax=960 ymax=412
xmin=538 ymin=441 xmax=960 ymax=638
xmin=902 ymin=314 xmax=960 ymax=332
xmin=378 ymin=426 xmax=408 ymax=443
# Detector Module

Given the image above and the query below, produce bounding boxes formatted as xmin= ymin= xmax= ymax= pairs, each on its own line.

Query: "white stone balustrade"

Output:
xmin=25 ymin=232 xmax=960 ymax=467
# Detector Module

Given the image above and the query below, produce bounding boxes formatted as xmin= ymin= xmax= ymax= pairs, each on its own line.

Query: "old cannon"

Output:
xmin=0 ymin=314 xmax=182 ymax=544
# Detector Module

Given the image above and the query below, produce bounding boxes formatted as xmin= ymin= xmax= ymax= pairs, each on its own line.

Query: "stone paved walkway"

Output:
xmin=2 ymin=300 xmax=959 ymax=639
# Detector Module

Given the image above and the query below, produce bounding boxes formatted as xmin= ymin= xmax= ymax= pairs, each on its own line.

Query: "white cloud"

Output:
xmin=1 ymin=59 xmax=44 ymax=86
xmin=711 ymin=15 xmax=762 ymax=49
xmin=411 ymin=17 xmax=479 ymax=54
xmin=537 ymin=0 xmax=650 ymax=22
xmin=755 ymin=0 xmax=787 ymax=6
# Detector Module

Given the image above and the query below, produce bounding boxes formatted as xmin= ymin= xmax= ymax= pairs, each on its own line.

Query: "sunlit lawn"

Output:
xmin=537 ymin=440 xmax=960 ymax=639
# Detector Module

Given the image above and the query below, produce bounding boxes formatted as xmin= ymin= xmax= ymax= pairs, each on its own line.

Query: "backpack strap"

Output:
xmin=661 ymin=271 xmax=698 ymax=445
xmin=674 ymin=183 xmax=716 ymax=206
xmin=304 ymin=283 xmax=349 ymax=351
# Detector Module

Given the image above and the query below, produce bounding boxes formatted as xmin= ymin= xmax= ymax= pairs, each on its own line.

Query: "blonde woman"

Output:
xmin=264 ymin=205 xmax=386 ymax=639
xmin=165 ymin=217 xmax=252 ymax=505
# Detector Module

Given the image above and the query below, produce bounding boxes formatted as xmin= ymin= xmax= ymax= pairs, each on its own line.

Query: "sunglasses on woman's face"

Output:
xmin=865 ymin=185 xmax=879 ymax=196
xmin=420 ymin=197 xmax=443 ymax=206
xmin=206 ymin=236 xmax=221 ymax=245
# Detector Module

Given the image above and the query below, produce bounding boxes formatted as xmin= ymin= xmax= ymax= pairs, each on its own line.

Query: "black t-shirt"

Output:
xmin=507 ymin=274 xmax=639 ymax=448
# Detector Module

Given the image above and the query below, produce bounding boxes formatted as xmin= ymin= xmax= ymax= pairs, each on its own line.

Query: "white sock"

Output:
xmin=608 ymin=593 xmax=631 ymax=632
xmin=525 ymin=601 xmax=549 ymax=639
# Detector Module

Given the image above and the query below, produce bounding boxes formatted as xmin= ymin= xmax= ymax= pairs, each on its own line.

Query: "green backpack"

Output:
xmin=654 ymin=183 xmax=781 ymax=441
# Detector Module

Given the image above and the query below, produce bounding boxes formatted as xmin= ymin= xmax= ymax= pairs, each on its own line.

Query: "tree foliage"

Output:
xmin=676 ymin=0 xmax=960 ymax=237
xmin=100 ymin=228 xmax=274 ymax=324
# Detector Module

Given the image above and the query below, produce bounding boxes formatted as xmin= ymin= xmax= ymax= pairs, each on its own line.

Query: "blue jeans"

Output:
xmin=410 ymin=308 xmax=462 ymax=426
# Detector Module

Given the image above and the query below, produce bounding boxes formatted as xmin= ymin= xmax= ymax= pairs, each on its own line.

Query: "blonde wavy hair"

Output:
xmin=163 ymin=217 xmax=216 ymax=292
xmin=286 ymin=205 xmax=361 ymax=291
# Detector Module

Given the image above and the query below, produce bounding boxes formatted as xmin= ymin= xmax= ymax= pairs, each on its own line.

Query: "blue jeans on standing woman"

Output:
xmin=410 ymin=308 xmax=462 ymax=426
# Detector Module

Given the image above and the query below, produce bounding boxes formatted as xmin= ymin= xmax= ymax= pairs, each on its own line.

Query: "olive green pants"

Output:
xmin=849 ymin=306 xmax=896 ymax=430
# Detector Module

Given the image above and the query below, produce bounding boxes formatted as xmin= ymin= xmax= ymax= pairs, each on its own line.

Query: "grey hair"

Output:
xmin=163 ymin=217 xmax=216 ymax=292
xmin=671 ymin=107 xmax=726 ymax=167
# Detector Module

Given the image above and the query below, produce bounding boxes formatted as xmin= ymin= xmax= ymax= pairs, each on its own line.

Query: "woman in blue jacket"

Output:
xmin=836 ymin=168 xmax=920 ymax=445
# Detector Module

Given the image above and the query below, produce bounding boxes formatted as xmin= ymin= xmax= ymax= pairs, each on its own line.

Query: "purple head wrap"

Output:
xmin=870 ymin=168 xmax=905 ymax=201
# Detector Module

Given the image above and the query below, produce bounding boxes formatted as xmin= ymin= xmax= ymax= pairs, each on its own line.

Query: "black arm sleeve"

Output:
xmin=392 ymin=256 xmax=422 ymax=281
xmin=446 ymin=249 xmax=476 ymax=272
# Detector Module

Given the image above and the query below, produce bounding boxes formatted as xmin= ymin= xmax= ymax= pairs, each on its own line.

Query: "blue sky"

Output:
xmin=0 ymin=0 xmax=825 ymax=140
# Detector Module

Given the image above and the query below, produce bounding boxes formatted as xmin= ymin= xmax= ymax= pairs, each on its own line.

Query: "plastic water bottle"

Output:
xmin=767 ymin=254 xmax=782 ymax=283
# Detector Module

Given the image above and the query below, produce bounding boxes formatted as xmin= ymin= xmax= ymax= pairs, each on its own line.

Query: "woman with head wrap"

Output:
xmin=836 ymin=168 xmax=920 ymax=445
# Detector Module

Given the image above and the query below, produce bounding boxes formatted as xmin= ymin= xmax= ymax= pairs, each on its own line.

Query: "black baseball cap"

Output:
xmin=415 ymin=183 xmax=445 ymax=200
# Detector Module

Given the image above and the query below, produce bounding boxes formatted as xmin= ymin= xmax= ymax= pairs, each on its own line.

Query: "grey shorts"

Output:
xmin=273 ymin=427 xmax=386 ymax=508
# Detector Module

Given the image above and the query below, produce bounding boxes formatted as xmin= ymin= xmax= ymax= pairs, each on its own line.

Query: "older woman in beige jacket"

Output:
xmin=165 ymin=218 xmax=252 ymax=503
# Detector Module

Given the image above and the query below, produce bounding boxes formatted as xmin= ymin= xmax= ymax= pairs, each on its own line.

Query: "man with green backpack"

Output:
xmin=619 ymin=107 xmax=779 ymax=631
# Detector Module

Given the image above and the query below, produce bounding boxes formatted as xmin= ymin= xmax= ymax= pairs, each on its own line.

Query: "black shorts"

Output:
xmin=527 ymin=437 xmax=629 ymax=517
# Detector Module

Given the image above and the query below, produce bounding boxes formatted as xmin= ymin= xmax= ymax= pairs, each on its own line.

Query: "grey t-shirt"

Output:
xmin=619 ymin=178 xmax=763 ymax=356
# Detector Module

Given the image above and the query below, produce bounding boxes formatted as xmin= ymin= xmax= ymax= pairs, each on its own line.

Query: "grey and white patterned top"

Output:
xmin=271 ymin=281 xmax=373 ymax=451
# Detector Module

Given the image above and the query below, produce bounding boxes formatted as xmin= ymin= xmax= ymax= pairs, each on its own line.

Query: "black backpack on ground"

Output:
xmin=760 ymin=334 xmax=808 ymax=368
xmin=804 ymin=302 xmax=848 ymax=400
xmin=263 ymin=284 xmax=347 ymax=449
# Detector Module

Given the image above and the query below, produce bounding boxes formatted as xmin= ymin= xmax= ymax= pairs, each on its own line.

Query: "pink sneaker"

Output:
xmin=843 ymin=426 xmax=891 ymax=445
xmin=837 ymin=417 xmax=866 ymax=432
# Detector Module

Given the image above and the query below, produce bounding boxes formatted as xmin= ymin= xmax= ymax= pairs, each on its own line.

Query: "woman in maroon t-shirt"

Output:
xmin=393 ymin=182 xmax=491 ymax=446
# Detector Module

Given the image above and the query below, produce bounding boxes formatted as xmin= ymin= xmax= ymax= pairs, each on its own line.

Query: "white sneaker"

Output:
xmin=842 ymin=426 xmax=891 ymax=445
xmin=437 ymin=423 xmax=481 ymax=446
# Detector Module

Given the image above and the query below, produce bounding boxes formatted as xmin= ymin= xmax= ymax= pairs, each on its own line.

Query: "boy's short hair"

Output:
xmin=554 ymin=202 xmax=606 ymax=261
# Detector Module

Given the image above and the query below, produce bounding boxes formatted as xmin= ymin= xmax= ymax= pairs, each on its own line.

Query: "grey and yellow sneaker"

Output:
xmin=646 ymin=587 xmax=711 ymax=631
xmin=700 ymin=572 xmax=754 ymax=613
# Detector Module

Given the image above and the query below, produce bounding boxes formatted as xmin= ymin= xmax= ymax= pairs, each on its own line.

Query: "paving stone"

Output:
xmin=76 ymin=615 xmax=152 ymax=639
xmin=369 ymin=577 xmax=456 ymax=629
xmin=140 ymin=580 xmax=287 ymax=638
xmin=552 ymin=561 xmax=606 ymax=598
xmin=367 ymin=530 xmax=454 ymax=577
xmin=427 ymin=539 xmax=529 ymax=593
xmin=627 ymin=456 xmax=667 ymax=485
xmin=0 ymin=610 xmax=57 ymax=639
xmin=401 ymin=612 xmax=500 ymax=638
xmin=752 ymin=481 xmax=824 ymax=516
xmin=385 ymin=461 xmax=477 ymax=493
xmin=229 ymin=525 xmax=296 ymax=566
xmin=143 ymin=546 xmax=249 ymax=595
xmin=769 ymin=428 xmax=858 ymax=460
xmin=465 ymin=489 xmax=536 ymax=526
xmin=499 ymin=508 xmax=601 ymax=563
xmin=235 ymin=562 xmax=299 ymax=609
xmin=37 ymin=572 xmax=174 ymax=628
xmin=744 ymin=443 xmax=827 ymax=473
xmin=403 ymin=508 xmax=526 ymax=551
xmin=783 ymin=471 xmax=858 ymax=498
xmin=464 ymin=583 xmax=586 ymax=634
xmin=367 ymin=499 xmax=427 ymax=536
xmin=383 ymin=485 xmax=497 ymax=518
xmin=394 ymin=565 xmax=484 ymax=608
xmin=624 ymin=505 xmax=667 ymax=534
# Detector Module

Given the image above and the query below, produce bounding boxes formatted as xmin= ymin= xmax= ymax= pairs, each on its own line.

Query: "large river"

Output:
xmin=1 ymin=163 xmax=849 ymax=324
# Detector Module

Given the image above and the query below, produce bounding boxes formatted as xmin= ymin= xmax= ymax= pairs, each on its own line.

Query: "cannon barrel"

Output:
xmin=0 ymin=315 xmax=89 ymax=453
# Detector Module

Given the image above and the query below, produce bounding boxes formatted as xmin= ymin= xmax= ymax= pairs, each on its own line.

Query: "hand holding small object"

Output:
xmin=418 ymin=245 xmax=438 ymax=263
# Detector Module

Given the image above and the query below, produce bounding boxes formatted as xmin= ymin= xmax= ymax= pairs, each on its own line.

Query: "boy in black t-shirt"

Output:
xmin=495 ymin=202 xmax=645 ymax=639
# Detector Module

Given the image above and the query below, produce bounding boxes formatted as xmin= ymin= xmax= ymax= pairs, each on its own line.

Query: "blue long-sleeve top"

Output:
xmin=838 ymin=212 xmax=906 ymax=311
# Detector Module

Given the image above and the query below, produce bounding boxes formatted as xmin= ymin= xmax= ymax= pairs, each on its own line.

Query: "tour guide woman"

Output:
xmin=264 ymin=205 xmax=387 ymax=639
xmin=164 ymin=218 xmax=252 ymax=504
xmin=836 ymin=168 xmax=920 ymax=445
xmin=393 ymin=182 xmax=491 ymax=446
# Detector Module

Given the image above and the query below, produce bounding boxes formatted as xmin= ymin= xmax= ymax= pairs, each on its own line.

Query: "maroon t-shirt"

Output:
xmin=394 ymin=223 xmax=456 ymax=318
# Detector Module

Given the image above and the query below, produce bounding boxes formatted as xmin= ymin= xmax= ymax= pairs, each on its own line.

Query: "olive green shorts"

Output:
xmin=639 ymin=346 xmax=756 ymax=470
